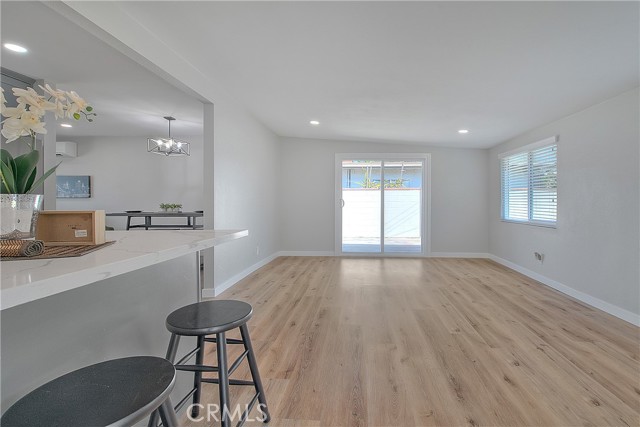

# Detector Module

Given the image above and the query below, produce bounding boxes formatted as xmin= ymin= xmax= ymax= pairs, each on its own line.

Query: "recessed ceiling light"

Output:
xmin=4 ymin=43 xmax=28 ymax=53
xmin=458 ymin=129 xmax=469 ymax=134
xmin=309 ymin=120 xmax=320 ymax=126
xmin=60 ymin=123 xmax=73 ymax=128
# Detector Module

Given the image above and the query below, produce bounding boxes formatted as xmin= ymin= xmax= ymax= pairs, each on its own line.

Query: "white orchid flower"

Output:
xmin=27 ymin=102 xmax=55 ymax=118
xmin=12 ymin=87 xmax=56 ymax=114
xmin=12 ymin=87 xmax=41 ymax=106
xmin=1 ymin=128 xmax=23 ymax=143
xmin=39 ymin=84 xmax=66 ymax=102
xmin=2 ymin=86 xmax=94 ymax=143
xmin=20 ymin=111 xmax=47 ymax=135
xmin=66 ymin=102 xmax=79 ymax=117
xmin=1 ymin=104 xmax=27 ymax=119
xmin=1 ymin=117 xmax=31 ymax=142
xmin=66 ymin=91 xmax=88 ymax=111
xmin=66 ymin=102 xmax=88 ymax=119
xmin=53 ymin=101 xmax=66 ymax=119
xmin=12 ymin=87 xmax=37 ymax=96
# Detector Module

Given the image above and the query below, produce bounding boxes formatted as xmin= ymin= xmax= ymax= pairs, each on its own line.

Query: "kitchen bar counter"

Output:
xmin=1 ymin=229 xmax=248 ymax=415
xmin=1 ymin=229 xmax=247 ymax=310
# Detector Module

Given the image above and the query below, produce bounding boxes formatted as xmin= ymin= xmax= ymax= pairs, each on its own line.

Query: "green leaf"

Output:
xmin=73 ymin=112 xmax=81 ymax=120
xmin=1 ymin=149 xmax=16 ymax=178
xmin=0 ymin=149 xmax=17 ymax=193
xmin=13 ymin=150 xmax=39 ymax=193
xmin=85 ymin=106 xmax=93 ymax=112
xmin=0 ymin=160 xmax=16 ymax=193
xmin=26 ymin=162 xmax=60 ymax=194
xmin=23 ymin=168 xmax=37 ymax=194
xmin=0 ymin=164 xmax=11 ymax=193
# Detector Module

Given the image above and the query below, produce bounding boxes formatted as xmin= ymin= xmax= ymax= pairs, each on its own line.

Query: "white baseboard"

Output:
xmin=430 ymin=252 xmax=490 ymax=258
xmin=277 ymin=251 xmax=336 ymax=257
xmin=489 ymin=255 xmax=640 ymax=327
xmin=201 ymin=252 xmax=281 ymax=298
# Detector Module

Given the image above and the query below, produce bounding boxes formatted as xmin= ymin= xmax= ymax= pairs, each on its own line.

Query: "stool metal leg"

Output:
xmin=191 ymin=335 xmax=205 ymax=417
xmin=166 ymin=333 xmax=181 ymax=363
xmin=240 ymin=324 xmax=271 ymax=423
xmin=216 ymin=332 xmax=231 ymax=427
xmin=158 ymin=397 xmax=180 ymax=427
xmin=148 ymin=334 xmax=181 ymax=427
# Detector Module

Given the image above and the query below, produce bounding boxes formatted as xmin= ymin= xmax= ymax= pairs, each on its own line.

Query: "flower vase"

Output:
xmin=0 ymin=194 xmax=43 ymax=240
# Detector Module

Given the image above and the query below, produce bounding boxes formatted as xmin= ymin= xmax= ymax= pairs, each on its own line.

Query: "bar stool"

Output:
xmin=149 ymin=300 xmax=270 ymax=427
xmin=1 ymin=356 xmax=179 ymax=427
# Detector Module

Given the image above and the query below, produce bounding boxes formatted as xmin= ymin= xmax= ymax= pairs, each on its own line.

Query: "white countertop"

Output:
xmin=0 ymin=229 xmax=248 ymax=310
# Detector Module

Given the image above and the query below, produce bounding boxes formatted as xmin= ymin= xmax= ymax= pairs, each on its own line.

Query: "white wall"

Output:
xmin=55 ymin=136 xmax=204 ymax=230
xmin=279 ymin=138 xmax=489 ymax=254
xmin=489 ymin=88 xmax=640 ymax=318
xmin=55 ymin=2 xmax=283 ymax=293
xmin=211 ymin=99 xmax=281 ymax=290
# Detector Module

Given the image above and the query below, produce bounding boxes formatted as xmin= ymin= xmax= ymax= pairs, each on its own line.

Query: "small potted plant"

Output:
xmin=159 ymin=203 xmax=182 ymax=213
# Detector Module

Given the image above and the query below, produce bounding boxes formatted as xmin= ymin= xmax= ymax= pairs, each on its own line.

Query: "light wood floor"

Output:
xmin=184 ymin=257 xmax=639 ymax=427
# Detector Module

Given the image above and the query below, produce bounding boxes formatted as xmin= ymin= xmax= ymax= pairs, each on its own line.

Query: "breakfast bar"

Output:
xmin=0 ymin=229 xmax=248 ymax=416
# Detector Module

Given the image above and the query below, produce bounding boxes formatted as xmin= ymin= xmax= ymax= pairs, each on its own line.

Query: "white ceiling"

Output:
xmin=2 ymin=2 xmax=638 ymax=148
xmin=109 ymin=1 xmax=639 ymax=148
xmin=0 ymin=1 xmax=203 ymax=139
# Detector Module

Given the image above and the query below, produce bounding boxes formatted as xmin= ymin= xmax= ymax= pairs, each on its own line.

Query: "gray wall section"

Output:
xmin=279 ymin=138 xmax=489 ymax=254
xmin=1 ymin=254 xmax=199 ymax=420
xmin=488 ymin=88 xmax=640 ymax=316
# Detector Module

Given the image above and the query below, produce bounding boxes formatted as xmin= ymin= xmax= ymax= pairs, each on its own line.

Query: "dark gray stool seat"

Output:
xmin=2 ymin=356 xmax=179 ymax=427
xmin=166 ymin=300 xmax=252 ymax=336
xmin=150 ymin=299 xmax=270 ymax=427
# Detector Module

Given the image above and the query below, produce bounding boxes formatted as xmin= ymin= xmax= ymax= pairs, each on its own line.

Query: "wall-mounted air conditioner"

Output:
xmin=56 ymin=141 xmax=77 ymax=158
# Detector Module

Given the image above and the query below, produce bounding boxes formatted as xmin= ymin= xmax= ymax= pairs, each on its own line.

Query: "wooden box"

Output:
xmin=36 ymin=210 xmax=106 ymax=246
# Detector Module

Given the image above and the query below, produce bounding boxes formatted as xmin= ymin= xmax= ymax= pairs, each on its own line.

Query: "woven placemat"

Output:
xmin=0 ymin=239 xmax=45 ymax=257
xmin=1 ymin=241 xmax=115 ymax=261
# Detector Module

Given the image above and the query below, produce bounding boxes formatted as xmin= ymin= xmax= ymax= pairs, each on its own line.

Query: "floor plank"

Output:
xmin=180 ymin=257 xmax=639 ymax=426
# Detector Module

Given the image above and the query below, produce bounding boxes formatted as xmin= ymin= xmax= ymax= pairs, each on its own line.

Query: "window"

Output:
xmin=500 ymin=136 xmax=557 ymax=227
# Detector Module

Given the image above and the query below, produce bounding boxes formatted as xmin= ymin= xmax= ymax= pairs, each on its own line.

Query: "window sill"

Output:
xmin=500 ymin=219 xmax=557 ymax=229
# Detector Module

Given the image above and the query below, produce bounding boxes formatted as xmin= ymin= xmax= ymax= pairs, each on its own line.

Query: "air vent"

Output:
xmin=56 ymin=141 xmax=77 ymax=158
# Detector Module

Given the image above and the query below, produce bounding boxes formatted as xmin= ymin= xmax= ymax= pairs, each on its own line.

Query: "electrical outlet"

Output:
xmin=534 ymin=252 xmax=544 ymax=263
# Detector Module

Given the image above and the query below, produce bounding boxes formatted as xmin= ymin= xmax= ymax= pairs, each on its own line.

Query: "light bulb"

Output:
xmin=4 ymin=43 xmax=27 ymax=53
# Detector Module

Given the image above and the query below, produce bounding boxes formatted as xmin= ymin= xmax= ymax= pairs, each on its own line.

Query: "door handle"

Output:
xmin=340 ymin=199 xmax=345 ymax=208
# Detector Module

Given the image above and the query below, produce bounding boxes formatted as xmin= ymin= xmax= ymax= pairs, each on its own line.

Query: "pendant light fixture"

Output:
xmin=147 ymin=116 xmax=190 ymax=156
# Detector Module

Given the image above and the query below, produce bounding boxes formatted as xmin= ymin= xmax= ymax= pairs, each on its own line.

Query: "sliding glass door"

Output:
xmin=341 ymin=161 xmax=382 ymax=252
xmin=336 ymin=155 xmax=429 ymax=255
xmin=383 ymin=161 xmax=423 ymax=253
